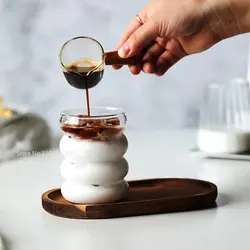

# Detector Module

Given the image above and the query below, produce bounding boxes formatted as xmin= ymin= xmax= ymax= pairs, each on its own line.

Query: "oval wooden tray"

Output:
xmin=42 ymin=178 xmax=217 ymax=219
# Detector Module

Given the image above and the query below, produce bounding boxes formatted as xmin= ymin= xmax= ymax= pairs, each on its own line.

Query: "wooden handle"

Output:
xmin=104 ymin=51 xmax=140 ymax=65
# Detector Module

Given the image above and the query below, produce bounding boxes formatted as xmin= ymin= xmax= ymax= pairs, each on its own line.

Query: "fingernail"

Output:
xmin=118 ymin=44 xmax=130 ymax=58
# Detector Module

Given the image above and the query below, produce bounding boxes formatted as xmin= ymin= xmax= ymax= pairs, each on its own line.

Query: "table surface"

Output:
xmin=1 ymin=129 xmax=250 ymax=250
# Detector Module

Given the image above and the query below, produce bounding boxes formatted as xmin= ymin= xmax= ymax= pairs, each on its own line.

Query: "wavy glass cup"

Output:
xmin=59 ymin=107 xmax=129 ymax=204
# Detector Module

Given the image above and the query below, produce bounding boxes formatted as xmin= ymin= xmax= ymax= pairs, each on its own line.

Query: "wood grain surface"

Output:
xmin=42 ymin=178 xmax=218 ymax=219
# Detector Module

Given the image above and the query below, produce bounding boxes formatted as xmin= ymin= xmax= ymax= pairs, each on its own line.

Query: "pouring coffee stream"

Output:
xmin=60 ymin=36 xmax=141 ymax=116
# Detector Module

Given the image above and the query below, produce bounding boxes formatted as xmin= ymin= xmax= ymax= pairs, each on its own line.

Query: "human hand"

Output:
xmin=113 ymin=0 xmax=249 ymax=76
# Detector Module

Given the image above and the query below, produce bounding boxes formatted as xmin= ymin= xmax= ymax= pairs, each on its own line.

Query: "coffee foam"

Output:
xmin=63 ymin=58 xmax=104 ymax=73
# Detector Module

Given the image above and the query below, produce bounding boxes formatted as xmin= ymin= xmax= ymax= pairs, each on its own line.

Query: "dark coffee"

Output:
xmin=63 ymin=59 xmax=104 ymax=117
xmin=63 ymin=60 xmax=104 ymax=89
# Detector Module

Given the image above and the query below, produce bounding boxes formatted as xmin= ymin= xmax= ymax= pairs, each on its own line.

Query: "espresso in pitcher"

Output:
xmin=63 ymin=59 xmax=104 ymax=89
xmin=63 ymin=59 xmax=104 ymax=116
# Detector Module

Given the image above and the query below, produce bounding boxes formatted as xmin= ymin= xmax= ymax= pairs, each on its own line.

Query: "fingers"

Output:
xmin=117 ymin=49 xmax=179 ymax=76
xmin=128 ymin=65 xmax=142 ymax=75
xmin=141 ymin=42 xmax=164 ymax=74
xmin=142 ymin=42 xmax=165 ymax=61
xmin=141 ymin=41 xmax=180 ymax=75
xmin=118 ymin=18 xmax=159 ymax=58
xmin=152 ymin=39 xmax=185 ymax=76
xmin=113 ymin=40 xmax=153 ymax=71
xmin=142 ymin=62 xmax=155 ymax=74
xmin=112 ymin=64 xmax=123 ymax=70
xmin=127 ymin=41 xmax=163 ymax=75
xmin=127 ymin=41 xmax=180 ymax=75
xmin=155 ymin=38 xmax=185 ymax=58
xmin=166 ymin=39 xmax=187 ymax=58
xmin=155 ymin=50 xmax=179 ymax=76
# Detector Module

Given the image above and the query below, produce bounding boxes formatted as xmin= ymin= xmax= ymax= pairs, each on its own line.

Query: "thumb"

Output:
xmin=118 ymin=19 xmax=159 ymax=58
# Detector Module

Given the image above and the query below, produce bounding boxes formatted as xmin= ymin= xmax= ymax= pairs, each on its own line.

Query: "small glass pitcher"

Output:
xmin=59 ymin=36 xmax=140 ymax=89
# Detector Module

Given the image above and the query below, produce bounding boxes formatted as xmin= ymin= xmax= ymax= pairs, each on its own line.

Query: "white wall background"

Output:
xmin=0 ymin=0 xmax=249 ymax=135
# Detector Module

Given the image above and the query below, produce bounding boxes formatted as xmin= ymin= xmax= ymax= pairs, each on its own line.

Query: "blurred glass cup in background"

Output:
xmin=197 ymin=78 xmax=250 ymax=154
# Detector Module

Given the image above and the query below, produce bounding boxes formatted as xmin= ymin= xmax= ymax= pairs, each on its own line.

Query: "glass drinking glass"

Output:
xmin=197 ymin=78 xmax=250 ymax=153
xmin=59 ymin=107 xmax=129 ymax=204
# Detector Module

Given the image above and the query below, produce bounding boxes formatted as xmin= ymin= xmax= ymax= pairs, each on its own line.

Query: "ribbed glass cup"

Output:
xmin=197 ymin=78 xmax=250 ymax=153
